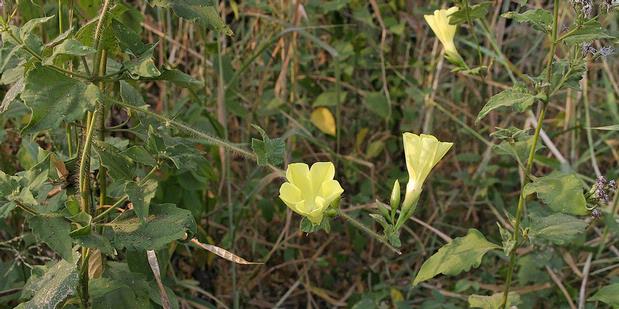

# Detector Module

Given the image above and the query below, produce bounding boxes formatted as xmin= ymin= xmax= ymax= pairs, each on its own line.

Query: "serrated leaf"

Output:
xmin=147 ymin=0 xmax=233 ymax=36
xmin=477 ymin=87 xmax=541 ymax=121
xmin=74 ymin=232 xmax=115 ymax=255
xmin=468 ymin=292 xmax=521 ymax=309
xmin=502 ymin=9 xmax=552 ymax=33
xmin=120 ymin=80 xmax=146 ymax=107
xmin=44 ymin=39 xmax=97 ymax=65
xmin=21 ymin=66 xmax=99 ymax=134
xmin=29 ymin=214 xmax=74 ymax=262
xmin=0 ymin=77 xmax=24 ymax=112
xmin=147 ymin=68 xmax=204 ymax=89
xmin=590 ymin=283 xmax=619 ymax=307
xmin=523 ymin=172 xmax=587 ymax=215
xmin=251 ymin=125 xmax=285 ymax=166
xmin=365 ymin=92 xmax=390 ymax=119
xmin=493 ymin=136 xmax=544 ymax=169
xmin=94 ymin=141 xmax=135 ymax=181
xmin=528 ymin=213 xmax=587 ymax=245
xmin=449 ymin=2 xmax=492 ymax=25
xmin=412 ymin=229 xmax=500 ymax=286
xmin=125 ymin=44 xmax=161 ymax=78
xmin=111 ymin=19 xmax=149 ymax=55
xmin=18 ymin=252 xmax=79 ymax=309
xmin=563 ymin=20 xmax=614 ymax=46
xmin=109 ymin=204 xmax=196 ymax=250
xmin=311 ymin=107 xmax=336 ymax=136
xmin=124 ymin=179 xmax=158 ymax=222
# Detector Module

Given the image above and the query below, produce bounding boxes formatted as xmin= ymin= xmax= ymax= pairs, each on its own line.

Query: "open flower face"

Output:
xmin=279 ymin=162 xmax=344 ymax=225
xmin=402 ymin=133 xmax=453 ymax=210
xmin=424 ymin=7 xmax=462 ymax=62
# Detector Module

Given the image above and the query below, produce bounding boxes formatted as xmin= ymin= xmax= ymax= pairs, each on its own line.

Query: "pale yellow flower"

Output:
xmin=424 ymin=7 xmax=462 ymax=63
xmin=279 ymin=162 xmax=344 ymax=225
xmin=400 ymin=133 xmax=453 ymax=218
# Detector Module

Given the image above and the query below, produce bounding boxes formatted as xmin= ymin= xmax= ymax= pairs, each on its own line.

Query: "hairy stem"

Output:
xmin=501 ymin=1 xmax=560 ymax=307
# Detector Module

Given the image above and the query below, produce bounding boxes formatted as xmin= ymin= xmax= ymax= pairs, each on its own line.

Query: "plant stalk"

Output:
xmin=500 ymin=1 xmax=560 ymax=307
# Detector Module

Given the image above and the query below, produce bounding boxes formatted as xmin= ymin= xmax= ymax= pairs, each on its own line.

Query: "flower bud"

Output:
xmin=390 ymin=180 xmax=401 ymax=212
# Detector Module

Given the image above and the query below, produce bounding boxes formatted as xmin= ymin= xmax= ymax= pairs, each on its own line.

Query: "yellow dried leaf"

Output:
xmin=311 ymin=107 xmax=336 ymax=136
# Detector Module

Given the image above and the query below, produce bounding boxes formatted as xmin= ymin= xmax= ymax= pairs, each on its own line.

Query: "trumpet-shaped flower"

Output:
xmin=424 ymin=7 xmax=463 ymax=64
xmin=400 ymin=133 xmax=453 ymax=220
xmin=279 ymin=162 xmax=344 ymax=225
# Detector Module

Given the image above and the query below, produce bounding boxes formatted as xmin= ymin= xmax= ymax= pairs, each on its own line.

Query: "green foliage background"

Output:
xmin=0 ymin=0 xmax=618 ymax=308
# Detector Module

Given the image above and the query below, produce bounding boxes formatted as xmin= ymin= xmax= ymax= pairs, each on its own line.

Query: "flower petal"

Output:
xmin=279 ymin=182 xmax=302 ymax=205
xmin=320 ymin=179 xmax=344 ymax=204
xmin=310 ymin=162 xmax=335 ymax=192
xmin=286 ymin=163 xmax=312 ymax=196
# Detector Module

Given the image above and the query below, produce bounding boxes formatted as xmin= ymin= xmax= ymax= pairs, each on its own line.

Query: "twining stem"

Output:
xmin=78 ymin=111 xmax=97 ymax=212
xmin=338 ymin=210 xmax=402 ymax=255
xmin=500 ymin=1 xmax=560 ymax=307
xmin=77 ymin=2 xmax=112 ymax=307
xmin=96 ymin=50 xmax=108 ymax=211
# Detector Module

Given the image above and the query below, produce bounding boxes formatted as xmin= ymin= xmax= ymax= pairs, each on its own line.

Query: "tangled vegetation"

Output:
xmin=0 ymin=0 xmax=618 ymax=308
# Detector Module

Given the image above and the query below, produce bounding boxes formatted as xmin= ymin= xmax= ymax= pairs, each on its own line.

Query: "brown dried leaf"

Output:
xmin=191 ymin=238 xmax=262 ymax=265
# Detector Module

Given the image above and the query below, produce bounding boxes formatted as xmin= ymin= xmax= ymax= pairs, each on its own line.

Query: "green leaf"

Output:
xmin=449 ymin=2 xmax=492 ymax=25
xmin=21 ymin=66 xmax=99 ymax=134
xmin=124 ymin=179 xmax=158 ymax=222
xmin=75 ymin=17 xmax=119 ymax=54
xmin=590 ymin=283 xmax=619 ymax=307
xmin=111 ymin=19 xmax=149 ymax=55
xmin=19 ymin=16 xmax=55 ymax=53
xmin=125 ymin=44 xmax=161 ymax=79
xmin=493 ymin=135 xmax=544 ymax=169
xmin=94 ymin=141 xmax=135 ymax=181
xmin=44 ymin=39 xmax=97 ymax=65
xmin=251 ymin=124 xmax=285 ymax=167
xmin=502 ymin=9 xmax=552 ymax=33
xmin=109 ymin=204 xmax=196 ymax=250
xmin=74 ymin=232 xmax=115 ymax=255
xmin=549 ymin=59 xmax=586 ymax=93
xmin=0 ymin=77 xmax=24 ymax=112
xmin=147 ymin=0 xmax=233 ymax=36
xmin=477 ymin=86 xmax=542 ymax=122
xmin=312 ymin=91 xmax=348 ymax=107
xmin=412 ymin=229 xmax=500 ymax=286
xmin=528 ymin=213 xmax=587 ymax=245
xmin=563 ymin=20 xmax=614 ymax=46
xmin=120 ymin=81 xmax=146 ymax=107
xmin=300 ymin=216 xmax=330 ymax=233
xmin=89 ymin=263 xmax=152 ymax=309
xmin=365 ymin=92 xmax=390 ymax=120
xmin=147 ymin=68 xmax=204 ymax=89
xmin=523 ymin=172 xmax=587 ymax=215
xmin=468 ymin=292 xmax=521 ymax=309
xmin=17 ymin=252 xmax=79 ymax=309
xmin=29 ymin=214 xmax=74 ymax=262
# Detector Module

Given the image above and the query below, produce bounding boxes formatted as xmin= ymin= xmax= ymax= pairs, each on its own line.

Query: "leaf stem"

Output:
xmin=500 ymin=1 xmax=560 ymax=307
xmin=338 ymin=209 xmax=402 ymax=255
